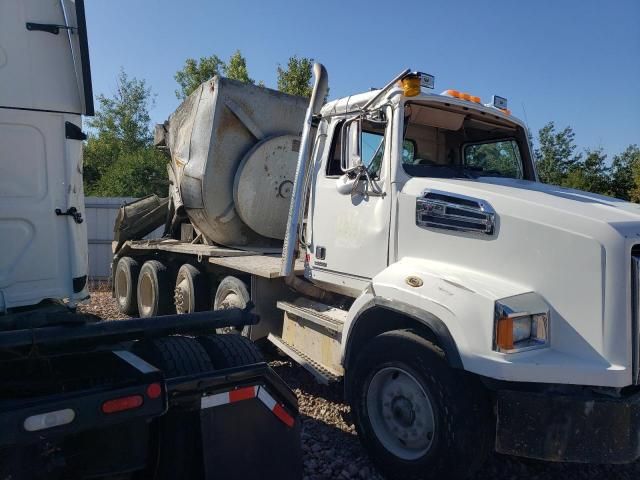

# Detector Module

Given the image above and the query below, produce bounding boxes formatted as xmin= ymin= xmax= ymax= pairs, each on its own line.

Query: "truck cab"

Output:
xmin=0 ymin=0 xmax=93 ymax=312
xmin=296 ymin=71 xmax=640 ymax=476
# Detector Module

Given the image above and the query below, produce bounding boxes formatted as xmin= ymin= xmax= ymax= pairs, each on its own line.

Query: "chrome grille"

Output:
xmin=632 ymin=249 xmax=640 ymax=385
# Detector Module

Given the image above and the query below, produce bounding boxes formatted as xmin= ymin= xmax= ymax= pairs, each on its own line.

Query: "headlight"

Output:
xmin=494 ymin=293 xmax=550 ymax=353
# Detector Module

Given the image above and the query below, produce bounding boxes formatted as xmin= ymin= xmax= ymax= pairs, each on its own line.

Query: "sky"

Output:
xmin=85 ymin=0 xmax=639 ymax=157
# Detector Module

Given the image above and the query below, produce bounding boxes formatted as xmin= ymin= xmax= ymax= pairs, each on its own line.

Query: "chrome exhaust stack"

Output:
xmin=281 ymin=63 xmax=328 ymax=278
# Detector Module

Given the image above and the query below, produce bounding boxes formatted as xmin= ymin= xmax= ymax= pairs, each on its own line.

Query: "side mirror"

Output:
xmin=340 ymin=118 xmax=362 ymax=172
xmin=336 ymin=173 xmax=360 ymax=195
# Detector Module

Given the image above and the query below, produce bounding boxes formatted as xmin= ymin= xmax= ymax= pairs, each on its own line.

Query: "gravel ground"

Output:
xmin=79 ymin=289 xmax=640 ymax=480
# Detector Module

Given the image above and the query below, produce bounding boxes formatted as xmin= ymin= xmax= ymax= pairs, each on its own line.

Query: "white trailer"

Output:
xmin=115 ymin=64 xmax=640 ymax=479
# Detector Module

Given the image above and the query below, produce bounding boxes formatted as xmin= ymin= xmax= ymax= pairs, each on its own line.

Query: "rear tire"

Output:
xmin=137 ymin=260 xmax=171 ymax=318
xmin=197 ymin=334 xmax=263 ymax=369
xmin=348 ymin=329 xmax=492 ymax=480
xmin=213 ymin=276 xmax=250 ymax=336
xmin=133 ymin=336 xmax=213 ymax=480
xmin=174 ymin=263 xmax=208 ymax=314
xmin=114 ymin=257 xmax=139 ymax=316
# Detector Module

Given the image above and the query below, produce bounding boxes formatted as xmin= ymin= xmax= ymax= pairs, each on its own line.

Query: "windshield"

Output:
xmin=401 ymin=103 xmax=526 ymax=180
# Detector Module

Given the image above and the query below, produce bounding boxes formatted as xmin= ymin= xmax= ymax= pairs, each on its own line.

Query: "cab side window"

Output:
xmin=326 ymin=121 xmax=344 ymax=177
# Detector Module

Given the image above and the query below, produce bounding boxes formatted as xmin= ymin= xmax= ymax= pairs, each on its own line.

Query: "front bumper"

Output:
xmin=495 ymin=387 xmax=640 ymax=463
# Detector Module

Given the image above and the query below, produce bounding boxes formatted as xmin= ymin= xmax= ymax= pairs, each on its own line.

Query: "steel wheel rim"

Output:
xmin=366 ymin=366 xmax=435 ymax=460
xmin=139 ymin=273 xmax=155 ymax=317
xmin=216 ymin=291 xmax=244 ymax=334
xmin=174 ymin=276 xmax=191 ymax=314
xmin=115 ymin=267 xmax=128 ymax=306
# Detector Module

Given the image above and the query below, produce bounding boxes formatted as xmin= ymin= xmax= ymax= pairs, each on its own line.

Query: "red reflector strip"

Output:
xmin=102 ymin=395 xmax=143 ymax=414
xmin=201 ymin=386 xmax=257 ymax=410
xmin=200 ymin=385 xmax=295 ymax=428
xmin=257 ymin=386 xmax=295 ymax=428
xmin=229 ymin=386 xmax=256 ymax=403
xmin=272 ymin=403 xmax=295 ymax=428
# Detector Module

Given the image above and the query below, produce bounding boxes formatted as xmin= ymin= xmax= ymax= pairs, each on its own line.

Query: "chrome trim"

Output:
xmin=632 ymin=255 xmax=640 ymax=385
xmin=416 ymin=189 xmax=496 ymax=235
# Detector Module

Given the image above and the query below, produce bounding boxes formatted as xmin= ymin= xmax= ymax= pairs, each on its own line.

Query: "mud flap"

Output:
xmin=199 ymin=385 xmax=303 ymax=479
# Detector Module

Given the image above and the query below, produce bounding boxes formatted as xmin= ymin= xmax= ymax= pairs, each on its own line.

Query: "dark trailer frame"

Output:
xmin=0 ymin=308 xmax=302 ymax=480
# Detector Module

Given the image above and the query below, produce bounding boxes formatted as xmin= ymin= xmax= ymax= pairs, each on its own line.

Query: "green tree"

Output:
xmin=87 ymin=69 xmax=153 ymax=152
xmin=174 ymin=55 xmax=225 ymax=99
xmin=224 ymin=50 xmax=254 ymax=84
xmin=277 ymin=55 xmax=314 ymax=97
xmin=83 ymin=69 xmax=168 ymax=197
xmin=609 ymin=144 xmax=640 ymax=201
xmin=91 ymin=148 xmax=169 ymax=197
xmin=534 ymin=122 xmax=581 ymax=185
xmin=562 ymin=148 xmax=610 ymax=195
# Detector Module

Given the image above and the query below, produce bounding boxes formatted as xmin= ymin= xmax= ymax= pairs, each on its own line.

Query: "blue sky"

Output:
xmin=85 ymin=0 xmax=639 ymax=157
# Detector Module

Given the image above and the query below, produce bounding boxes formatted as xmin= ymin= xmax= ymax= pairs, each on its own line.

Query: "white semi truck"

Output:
xmin=115 ymin=55 xmax=640 ymax=480
xmin=0 ymin=2 xmax=302 ymax=479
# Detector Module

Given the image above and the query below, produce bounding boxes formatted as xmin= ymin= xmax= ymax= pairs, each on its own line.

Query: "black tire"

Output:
xmin=348 ymin=329 xmax=492 ymax=480
xmin=133 ymin=336 xmax=213 ymax=480
xmin=213 ymin=276 xmax=250 ymax=335
xmin=174 ymin=263 xmax=208 ymax=314
xmin=136 ymin=260 xmax=172 ymax=317
xmin=197 ymin=334 xmax=263 ymax=369
xmin=134 ymin=335 xmax=213 ymax=377
xmin=114 ymin=257 xmax=139 ymax=315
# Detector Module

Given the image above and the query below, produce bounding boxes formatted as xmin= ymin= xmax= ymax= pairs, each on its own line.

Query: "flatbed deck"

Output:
xmin=120 ymin=239 xmax=304 ymax=279
xmin=209 ymin=255 xmax=304 ymax=279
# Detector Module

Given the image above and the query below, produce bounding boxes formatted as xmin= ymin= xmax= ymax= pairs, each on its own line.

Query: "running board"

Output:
xmin=276 ymin=299 xmax=346 ymax=334
xmin=267 ymin=334 xmax=341 ymax=385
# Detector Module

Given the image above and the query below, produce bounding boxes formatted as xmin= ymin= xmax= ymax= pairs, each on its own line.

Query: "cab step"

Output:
xmin=267 ymin=334 xmax=341 ymax=385
xmin=276 ymin=299 xmax=346 ymax=334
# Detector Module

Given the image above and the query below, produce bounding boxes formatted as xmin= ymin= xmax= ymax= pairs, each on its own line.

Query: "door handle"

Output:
xmin=55 ymin=207 xmax=83 ymax=224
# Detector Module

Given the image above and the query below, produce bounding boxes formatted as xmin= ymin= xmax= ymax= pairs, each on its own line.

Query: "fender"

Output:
xmin=341 ymin=257 xmax=530 ymax=373
xmin=346 ymin=293 xmax=464 ymax=369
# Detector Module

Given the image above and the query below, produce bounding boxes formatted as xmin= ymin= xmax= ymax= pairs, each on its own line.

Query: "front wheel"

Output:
xmin=348 ymin=329 xmax=492 ymax=480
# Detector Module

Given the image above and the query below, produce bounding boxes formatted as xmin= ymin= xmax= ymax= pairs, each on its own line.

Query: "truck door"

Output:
xmin=0 ymin=0 xmax=93 ymax=310
xmin=307 ymin=114 xmax=392 ymax=292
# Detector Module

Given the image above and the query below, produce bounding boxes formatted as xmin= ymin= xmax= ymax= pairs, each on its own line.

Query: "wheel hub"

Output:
xmin=366 ymin=366 xmax=435 ymax=460
xmin=174 ymin=278 xmax=190 ymax=314
xmin=390 ymin=396 xmax=415 ymax=428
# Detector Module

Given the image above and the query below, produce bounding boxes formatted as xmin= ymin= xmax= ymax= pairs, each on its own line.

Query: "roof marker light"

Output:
xmin=400 ymin=72 xmax=435 ymax=97
xmin=443 ymin=89 xmax=481 ymax=104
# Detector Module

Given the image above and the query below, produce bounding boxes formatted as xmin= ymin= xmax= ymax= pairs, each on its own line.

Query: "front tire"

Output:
xmin=348 ymin=329 xmax=492 ymax=480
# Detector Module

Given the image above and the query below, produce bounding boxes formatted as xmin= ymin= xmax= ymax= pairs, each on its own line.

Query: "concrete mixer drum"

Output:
xmin=233 ymin=135 xmax=300 ymax=240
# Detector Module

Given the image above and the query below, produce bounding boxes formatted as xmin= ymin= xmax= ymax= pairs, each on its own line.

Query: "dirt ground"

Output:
xmin=80 ymin=289 xmax=640 ymax=480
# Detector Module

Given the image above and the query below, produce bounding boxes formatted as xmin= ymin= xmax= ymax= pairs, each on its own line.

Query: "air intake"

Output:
xmin=416 ymin=191 xmax=496 ymax=235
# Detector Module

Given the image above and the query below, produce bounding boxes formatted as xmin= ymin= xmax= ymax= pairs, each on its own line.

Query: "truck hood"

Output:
xmin=401 ymin=177 xmax=640 ymax=231
xmin=396 ymin=176 xmax=639 ymax=386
